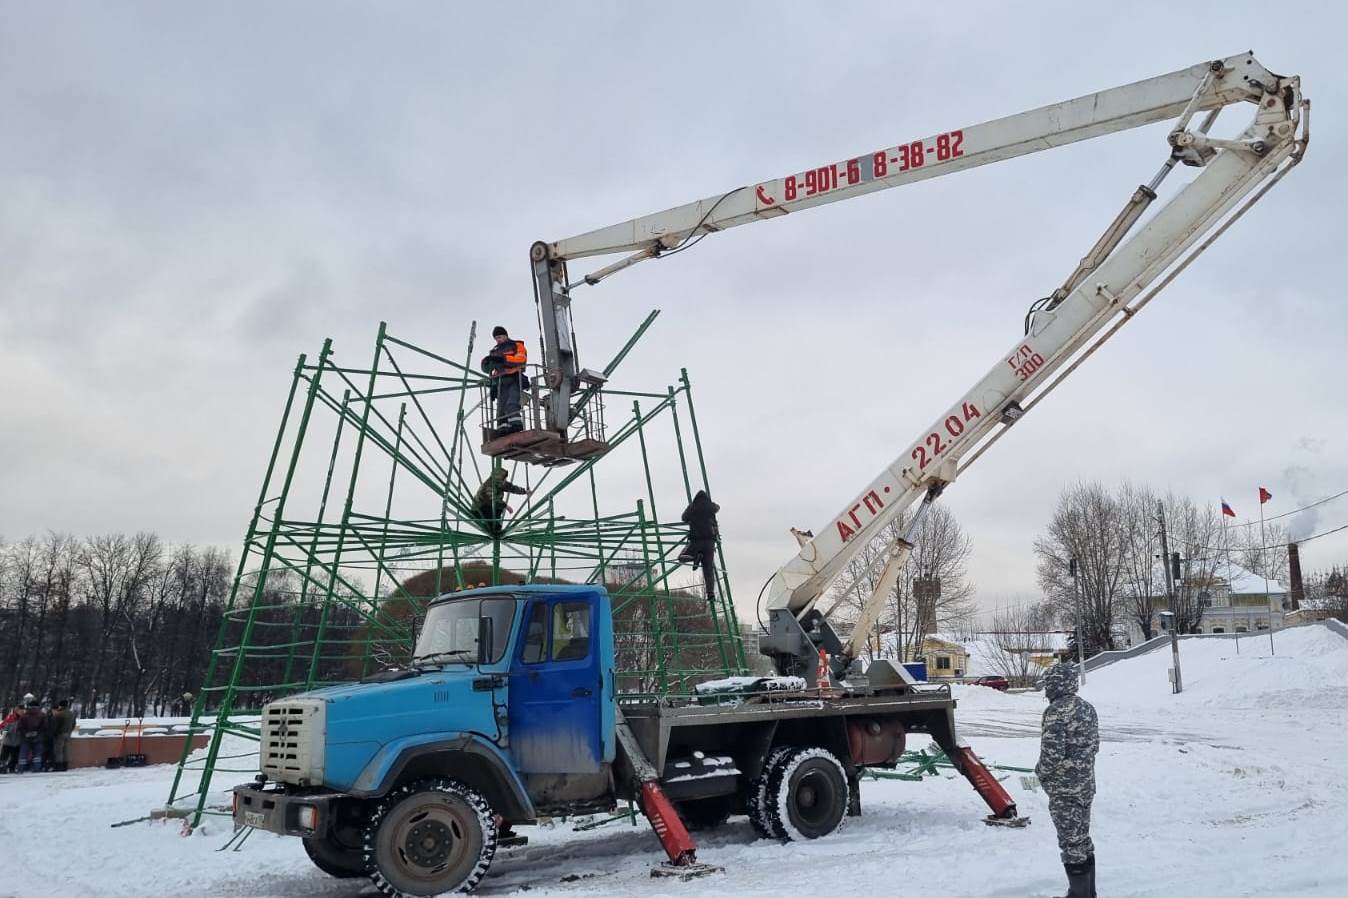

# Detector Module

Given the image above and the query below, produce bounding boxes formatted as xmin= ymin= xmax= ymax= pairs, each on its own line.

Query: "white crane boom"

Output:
xmin=548 ymin=53 xmax=1276 ymax=270
xmin=528 ymin=53 xmax=1307 ymax=684
xmin=530 ymin=54 xmax=1287 ymax=431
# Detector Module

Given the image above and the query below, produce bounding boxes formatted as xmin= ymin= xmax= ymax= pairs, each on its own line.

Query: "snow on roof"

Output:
xmin=1217 ymin=561 xmax=1286 ymax=596
xmin=925 ymin=633 xmax=968 ymax=647
xmin=926 ymin=631 xmax=1071 ymax=651
xmin=1131 ymin=560 xmax=1286 ymax=599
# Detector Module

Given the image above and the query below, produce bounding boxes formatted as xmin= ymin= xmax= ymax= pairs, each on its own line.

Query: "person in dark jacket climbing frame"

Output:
xmin=678 ymin=490 xmax=720 ymax=600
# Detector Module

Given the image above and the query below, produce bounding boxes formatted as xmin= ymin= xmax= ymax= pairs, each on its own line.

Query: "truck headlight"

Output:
xmin=296 ymin=805 xmax=319 ymax=833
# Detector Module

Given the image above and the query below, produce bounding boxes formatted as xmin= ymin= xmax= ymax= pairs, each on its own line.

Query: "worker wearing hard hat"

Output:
xmin=481 ymin=326 xmax=528 ymax=437
xmin=1036 ymin=662 xmax=1099 ymax=898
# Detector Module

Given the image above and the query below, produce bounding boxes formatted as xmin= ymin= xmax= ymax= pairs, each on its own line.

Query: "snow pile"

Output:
xmin=1083 ymin=623 xmax=1348 ymax=710
xmin=949 ymin=682 xmax=1031 ymax=711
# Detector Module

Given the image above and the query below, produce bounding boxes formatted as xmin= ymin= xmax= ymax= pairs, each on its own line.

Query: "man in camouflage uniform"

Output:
xmin=1036 ymin=661 xmax=1099 ymax=898
xmin=473 ymin=468 xmax=527 ymax=536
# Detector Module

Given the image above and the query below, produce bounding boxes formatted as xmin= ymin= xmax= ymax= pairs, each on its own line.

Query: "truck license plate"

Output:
xmin=244 ymin=811 xmax=266 ymax=828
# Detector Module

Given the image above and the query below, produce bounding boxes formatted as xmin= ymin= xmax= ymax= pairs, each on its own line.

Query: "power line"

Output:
xmin=1298 ymin=521 xmax=1348 ymax=545
xmin=1180 ymin=517 xmax=1348 ymax=557
xmin=1218 ymin=487 xmax=1348 ymax=530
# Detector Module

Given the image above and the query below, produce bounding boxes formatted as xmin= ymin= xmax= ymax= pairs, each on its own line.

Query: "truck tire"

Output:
xmin=362 ymin=777 xmax=497 ymax=896
xmin=746 ymin=746 xmax=794 ymax=839
xmin=676 ymin=796 xmax=734 ymax=831
xmin=764 ymin=747 xmax=848 ymax=841
xmin=302 ymin=831 xmax=366 ymax=879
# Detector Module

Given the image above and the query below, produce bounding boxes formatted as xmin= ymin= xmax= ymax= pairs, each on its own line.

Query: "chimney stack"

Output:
xmin=1287 ymin=542 xmax=1304 ymax=610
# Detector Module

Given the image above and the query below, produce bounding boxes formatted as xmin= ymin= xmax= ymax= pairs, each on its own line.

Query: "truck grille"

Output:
xmin=260 ymin=699 xmax=325 ymax=785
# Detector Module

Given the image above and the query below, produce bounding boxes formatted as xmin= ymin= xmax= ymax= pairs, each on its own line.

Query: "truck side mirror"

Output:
xmin=477 ymin=616 xmax=494 ymax=665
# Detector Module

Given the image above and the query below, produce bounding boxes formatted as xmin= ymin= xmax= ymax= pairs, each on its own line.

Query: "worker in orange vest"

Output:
xmin=482 ymin=326 xmax=528 ymax=436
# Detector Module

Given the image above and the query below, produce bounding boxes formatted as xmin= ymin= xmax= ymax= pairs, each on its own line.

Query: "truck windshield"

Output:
xmin=414 ymin=597 xmax=517 ymax=665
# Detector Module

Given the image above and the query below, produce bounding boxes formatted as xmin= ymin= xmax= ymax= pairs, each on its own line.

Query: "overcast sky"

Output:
xmin=4 ymin=1 xmax=1347 ymax=621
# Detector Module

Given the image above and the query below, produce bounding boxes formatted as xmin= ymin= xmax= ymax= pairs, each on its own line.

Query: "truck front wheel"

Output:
xmin=363 ymin=778 xmax=498 ymax=896
xmin=765 ymin=747 xmax=849 ymax=840
xmin=302 ymin=830 xmax=366 ymax=878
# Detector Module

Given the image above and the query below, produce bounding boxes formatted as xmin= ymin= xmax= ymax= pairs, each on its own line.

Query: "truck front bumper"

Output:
xmin=232 ymin=782 xmax=340 ymax=838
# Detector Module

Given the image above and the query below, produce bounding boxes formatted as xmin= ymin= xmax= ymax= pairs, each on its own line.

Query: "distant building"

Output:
xmin=1123 ymin=561 xmax=1289 ymax=644
xmin=917 ymin=635 xmax=969 ymax=679
xmin=915 ymin=631 xmax=1073 ymax=682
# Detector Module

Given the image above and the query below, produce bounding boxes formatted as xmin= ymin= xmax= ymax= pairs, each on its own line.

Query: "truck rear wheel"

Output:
xmin=363 ymin=778 xmax=497 ymax=896
xmin=747 ymin=746 xmax=794 ymax=839
xmin=764 ymin=747 xmax=848 ymax=841
xmin=302 ymin=830 xmax=366 ymax=879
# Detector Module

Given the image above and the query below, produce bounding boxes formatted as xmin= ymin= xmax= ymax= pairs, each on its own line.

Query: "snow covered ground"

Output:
xmin=3 ymin=624 xmax=1345 ymax=898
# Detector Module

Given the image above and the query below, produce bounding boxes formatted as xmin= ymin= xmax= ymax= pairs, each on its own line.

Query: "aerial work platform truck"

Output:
xmin=234 ymin=51 xmax=1307 ymax=896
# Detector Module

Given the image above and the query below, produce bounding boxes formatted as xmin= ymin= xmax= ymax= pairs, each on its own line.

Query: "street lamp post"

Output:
xmin=1070 ymin=558 xmax=1086 ymax=686
xmin=1160 ymin=610 xmax=1182 ymax=694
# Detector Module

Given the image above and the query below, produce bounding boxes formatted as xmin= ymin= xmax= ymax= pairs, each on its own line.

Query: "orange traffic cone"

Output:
xmin=817 ymin=648 xmax=832 ymax=694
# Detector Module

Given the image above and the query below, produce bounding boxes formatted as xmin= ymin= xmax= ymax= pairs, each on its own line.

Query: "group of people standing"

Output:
xmin=0 ymin=695 xmax=76 ymax=773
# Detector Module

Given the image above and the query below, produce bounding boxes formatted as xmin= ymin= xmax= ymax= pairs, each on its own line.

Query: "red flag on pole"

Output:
xmin=1259 ymin=487 xmax=1273 ymax=504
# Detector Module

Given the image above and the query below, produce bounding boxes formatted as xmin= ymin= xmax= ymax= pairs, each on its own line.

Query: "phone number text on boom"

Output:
xmin=762 ymin=129 xmax=966 ymax=206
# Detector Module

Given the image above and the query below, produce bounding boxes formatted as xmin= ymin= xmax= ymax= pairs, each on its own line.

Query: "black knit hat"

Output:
xmin=492 ymin=326 xmax=508 ymax=337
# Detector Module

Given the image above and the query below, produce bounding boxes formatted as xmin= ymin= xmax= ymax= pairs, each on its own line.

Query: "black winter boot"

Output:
xmin=1086 ymin=854 xmax=1097 ymax=897
xmin=1057 ymin=861 xmax=1091 ymax=898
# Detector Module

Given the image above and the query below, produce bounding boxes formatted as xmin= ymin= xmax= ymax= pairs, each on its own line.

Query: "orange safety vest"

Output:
xmin=502 ymin=339 xmax=527 ymax=374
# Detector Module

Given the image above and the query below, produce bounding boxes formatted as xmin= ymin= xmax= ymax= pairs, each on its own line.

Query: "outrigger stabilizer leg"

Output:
xmin=955 ymin=741 xmax=1031 ymax=828
xmin=614 ymin=709 xmax=724 ymax=879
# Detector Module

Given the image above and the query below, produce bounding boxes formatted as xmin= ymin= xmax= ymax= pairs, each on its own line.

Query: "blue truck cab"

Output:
xmin=234 ymin=585 xmax=618 ymax=895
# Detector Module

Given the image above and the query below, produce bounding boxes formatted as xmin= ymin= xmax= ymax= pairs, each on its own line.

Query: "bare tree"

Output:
xmin=1035 ymin=482 xmax=1126 ymax=655
xmin=0 ymin=535 xmax=235 ymax=715
xmin=1233 ymin=521 xmax=1290 ymax=586
xmin=1162 ymin=494 xmax=1224 ymax=633
xmin=983 ymin=604 xmax=1053 ymax=687
xmin=1303 ymin=565 xmax=1348 ymax=622
xmin=829 ymin=504 xmax=976 ymax=662
xmin=1118 ymin=483 xmax=1162 ymax=641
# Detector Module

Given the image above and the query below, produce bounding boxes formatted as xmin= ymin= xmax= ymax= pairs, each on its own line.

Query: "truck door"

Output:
xmin=508 ymin=594 xmax=607 ymax=773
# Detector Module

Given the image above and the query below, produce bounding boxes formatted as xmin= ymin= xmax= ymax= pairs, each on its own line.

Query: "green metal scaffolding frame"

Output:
xmin=164 ymin=318 xmax=748 ymax=827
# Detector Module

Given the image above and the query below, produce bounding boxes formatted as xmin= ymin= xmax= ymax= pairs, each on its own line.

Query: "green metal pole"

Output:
xmin=184 ymin=341 xmax=333 ymax=825
xmin=635 ymin=501 xmax=664 ymax=695
xmin=680 ymin=368 xmax=745 ymax=671
xmin=491 ymin=465 xmax=502 ymax=586
xmin=545 ymin=499 xmax=556 ymax=582
xmin=589 ymin=468 xmax=606 ymax=584
xmin=306 ymin=324 xmax=388 ymax=689
xmin=667 ymin=386 xmax=694 ymax=504
xmin=167 ymin=350 xmax=311 ymax=812
xmin=632 ymin=399 xmax=685 ymax=681
xmin=438 ymin=324 xmax=478 ymax=595
xmin=364 ymin=403 xmax=407 ymax=676
xmin=282 ymin=389 xmax=352 ymax=688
